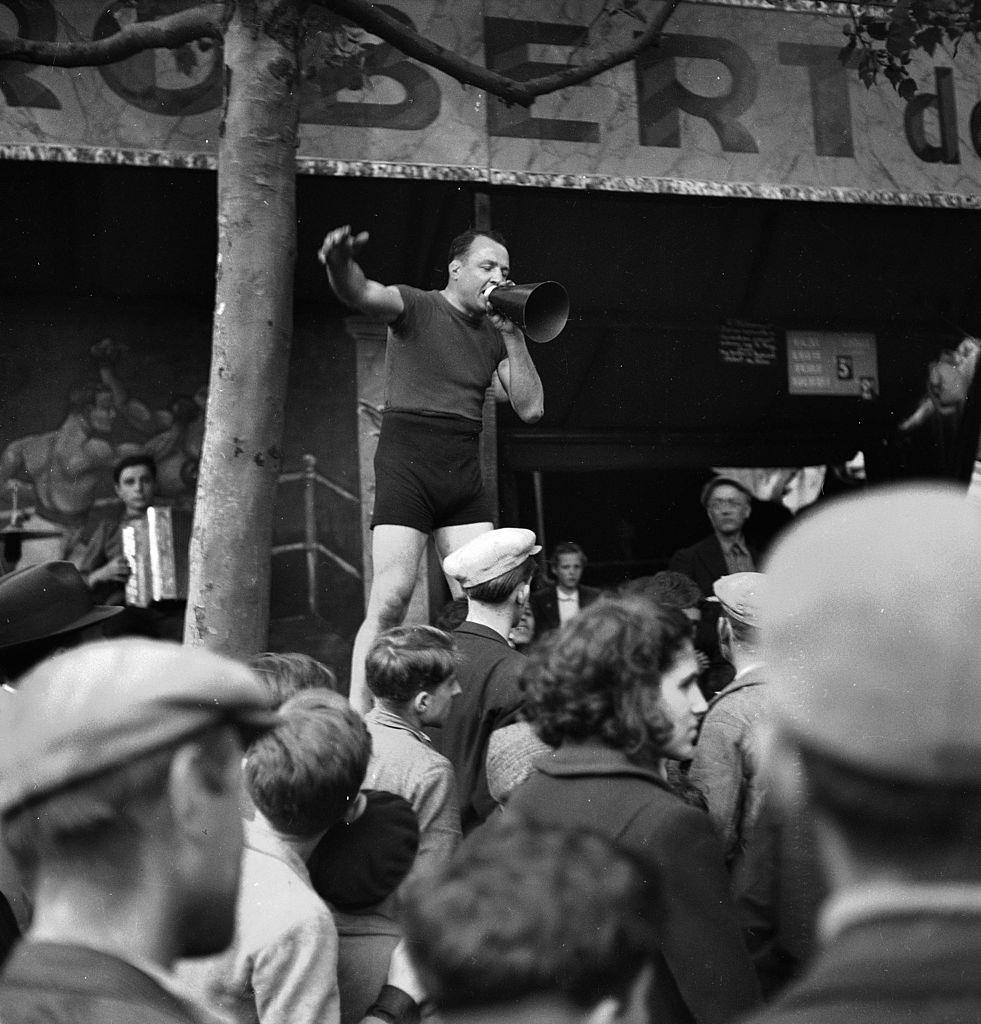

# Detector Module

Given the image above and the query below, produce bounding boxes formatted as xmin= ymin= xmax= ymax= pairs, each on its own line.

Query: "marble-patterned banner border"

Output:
xmin=0 ymin=143 xmax=217 ymax=170
xmin=488 ymin=168 xmax=981 ymax=209
xmin=689 ymin=0 xmax=889 ymax=15
xmin=5 ymin=141 xmax=981 ymax=210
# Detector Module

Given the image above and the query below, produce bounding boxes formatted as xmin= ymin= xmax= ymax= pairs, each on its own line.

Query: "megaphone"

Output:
xmin=486 ymin=281 xmax=570 ymax=344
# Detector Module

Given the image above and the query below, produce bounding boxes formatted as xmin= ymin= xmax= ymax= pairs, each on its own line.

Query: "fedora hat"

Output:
xmin=0 ymin=561 xmax=123 ymax=651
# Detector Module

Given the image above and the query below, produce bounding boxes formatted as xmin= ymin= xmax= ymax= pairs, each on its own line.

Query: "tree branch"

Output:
xmin=0 ymin=3 xmax=227 ymax=67
xmin=320 ymin=0 xmax=681 ymax=108
xmin=0 ymin=0 xmax=678 ymax=109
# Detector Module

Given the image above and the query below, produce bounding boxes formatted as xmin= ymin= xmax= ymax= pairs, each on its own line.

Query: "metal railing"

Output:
xmin=271 ymin=454 xmax=362 ymax=618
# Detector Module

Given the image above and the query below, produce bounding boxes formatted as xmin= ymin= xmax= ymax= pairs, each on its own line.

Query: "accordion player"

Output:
xmin=122 ymin=506 xmax=193 ymax=608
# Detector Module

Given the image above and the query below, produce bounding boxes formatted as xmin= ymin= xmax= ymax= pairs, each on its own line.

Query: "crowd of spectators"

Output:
xmin=0 ymin=479 xmax=978 ymax=1024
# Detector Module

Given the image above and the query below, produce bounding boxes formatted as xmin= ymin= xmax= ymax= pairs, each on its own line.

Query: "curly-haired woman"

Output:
xmin=506 ymin=596 xmax=760 ymax=1024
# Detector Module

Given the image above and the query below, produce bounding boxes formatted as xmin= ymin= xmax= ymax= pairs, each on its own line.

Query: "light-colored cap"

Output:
xmin=762 ymin=483 xmax=981 ymax=783
xmin=0 ymin=638 xmax=279 ymax=816
xmin=443 ymin=528 xmax=541 ymax=588
xmin=711 ymin=572 xmax=768 ymax=628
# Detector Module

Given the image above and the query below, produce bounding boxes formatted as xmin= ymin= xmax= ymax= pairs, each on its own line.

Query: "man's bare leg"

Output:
xmin=435 ymin=521 xmax=494 ymax=598
xmin=349 ymin=524 xmax=430 ymax=714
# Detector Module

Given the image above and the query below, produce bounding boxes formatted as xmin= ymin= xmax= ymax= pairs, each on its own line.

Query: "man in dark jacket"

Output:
xmin=0 ymin=638 xmax=277 ymax=1024
xmin=670 ymin=476 xmax=759 ymax=695
xmin=743 ymin=483 xmax=981 ymax=1024
xmin=437 ymin=527 xmax=540 ymax=832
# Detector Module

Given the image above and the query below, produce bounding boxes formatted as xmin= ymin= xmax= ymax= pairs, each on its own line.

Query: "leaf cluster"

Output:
xmin=301 ymin=9 xmax=370 ymax=97
xmin=838 ymin=0 xmax=981 ymax=100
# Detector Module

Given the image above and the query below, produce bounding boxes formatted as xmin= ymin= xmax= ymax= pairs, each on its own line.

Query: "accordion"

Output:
xmin=122 ymin=506 xmax=193 ymax=607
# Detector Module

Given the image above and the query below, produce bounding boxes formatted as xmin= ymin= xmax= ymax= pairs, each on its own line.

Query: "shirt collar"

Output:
xmin=243 ymin=815 xmax=311 ymax=883
xmin=455 ymin=620 xmax=511 ymax=645
xmin=732 ymin=661 xmax=765 ymax=682
xmin=365 ymin=705 xmax=432 ymax=745
xmin=536 ymin=743 xmax=669 ymax=788
xmin=820 ymin=881 xmax=981 ymax=943
xmin=719 ymin=534 xmax=747 ymax=553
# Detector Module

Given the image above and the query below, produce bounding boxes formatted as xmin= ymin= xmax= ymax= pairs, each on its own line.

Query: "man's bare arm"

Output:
xmin=493 ymin=322 xmax=545 ymax=424
xmin=318 ymin=225 xmax=404 ymax=323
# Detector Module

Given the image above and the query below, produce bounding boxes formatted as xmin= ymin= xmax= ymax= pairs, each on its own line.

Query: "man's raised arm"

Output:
xmin=493 ymin=322 xmax=545 ymax=424
xmin=318 ymin=225 xmax=404 ymax=323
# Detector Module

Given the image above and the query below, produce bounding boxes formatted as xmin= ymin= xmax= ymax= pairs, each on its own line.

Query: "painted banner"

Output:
xmin=3 ymin=0 xmax=981 ymax=205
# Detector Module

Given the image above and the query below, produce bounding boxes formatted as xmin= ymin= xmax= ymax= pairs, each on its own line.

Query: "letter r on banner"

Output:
xmin=635 ymin=34 xmax=759 ymax=153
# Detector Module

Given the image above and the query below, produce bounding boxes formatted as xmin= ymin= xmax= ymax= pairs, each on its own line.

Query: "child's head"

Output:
xmin=248 ymin=651 xmax=338 ymax=708
xmin=365 ymin=625 xmax=460 ymax=726
xmin=246 ymin=689 xmax=370 ymax=838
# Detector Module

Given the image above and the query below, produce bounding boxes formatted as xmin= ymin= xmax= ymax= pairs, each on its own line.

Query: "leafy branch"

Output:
xmin=839 ymin=0 xmax=981 ymax=99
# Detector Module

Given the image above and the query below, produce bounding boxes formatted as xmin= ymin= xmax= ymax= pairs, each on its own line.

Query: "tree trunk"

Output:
xmin=185 ymin=0 xmax=301 ymax=653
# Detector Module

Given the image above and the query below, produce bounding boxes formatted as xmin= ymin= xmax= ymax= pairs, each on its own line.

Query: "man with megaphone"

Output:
xmin=318 ymin=225 xmax=545 ymax=713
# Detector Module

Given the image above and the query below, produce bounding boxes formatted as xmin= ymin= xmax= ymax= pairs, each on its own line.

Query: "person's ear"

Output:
xmin=414 ymin=691 xmax=430 ymax=717
xmin=169 ymin=736 xmax=233 ymax=832
xmin=449 ymin=258 xmax=462 ymax=279
xmin=342 ymin=791 xmax=367 ymax=825
xmin=717 ymin=615 xmax=730 ymax=648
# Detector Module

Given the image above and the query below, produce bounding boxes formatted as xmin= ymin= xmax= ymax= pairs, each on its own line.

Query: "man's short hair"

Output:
xmin=366 ymin=625 xmax=456 ymax=703
xmin=248 ymin=652 xmax=338 ymax=707
xmin=3 ymin=725 xmax=239 ymax=878
xmin=521 ymin=596 xmax=690 ymax=767
xmin=464 ymin=558 xmax=535 ymax=605
xmin=401 ymin=817 xmax=656 ymax=1012
xmin=725 ymin=615 xmax=760 ymax=648
xmin=246 ymin=690 xmax=370 ymax=838
xmin=112 ymin=452 xmax=157 ymax=485
xmin=448 ymin=227 xmax=508 ymax=265
xmin=796 ymin=742 xmax=981 ymax=882
xmin=621 ymin=571 xmax=701 ymax=610
xmin=433 ymin=597 xmax=469 ymax=633
xmin=550 ymin=541 xmax=586 ymax=566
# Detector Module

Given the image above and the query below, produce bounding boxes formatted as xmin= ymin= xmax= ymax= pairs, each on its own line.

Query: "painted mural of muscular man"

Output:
xmin=0 ymin=382 xmax=134 ymax=566
xmin=319 ymin=225 xmax=545 ymax=712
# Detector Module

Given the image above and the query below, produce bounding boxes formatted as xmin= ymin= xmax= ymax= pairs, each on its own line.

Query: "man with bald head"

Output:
xmin=0 ymin=638 xmax=277 ymax=1024
xmin=740 ymin=483 xmax=981 ymax=1023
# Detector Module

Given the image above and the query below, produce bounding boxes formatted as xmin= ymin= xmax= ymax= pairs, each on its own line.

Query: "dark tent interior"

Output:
xmin=3 ymin=159 xmax=980 ymax=588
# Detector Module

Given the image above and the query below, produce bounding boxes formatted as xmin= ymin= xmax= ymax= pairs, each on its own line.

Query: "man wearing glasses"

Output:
xmin=670 ymin=476 xmax=758 ymax=696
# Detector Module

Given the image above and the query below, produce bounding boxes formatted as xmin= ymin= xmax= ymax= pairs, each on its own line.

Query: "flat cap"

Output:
xmin=762 ymin=483 xmax=981 ymax=784
xmin=443 ymin=528 xmax=541 ymax=588
xmin=712 ymin=572 xmax=767 ymax=628
xmin=0 ymin=638 xmax=278 ymax=816
xmin=701 ymin=475 xmax=753 ymax=507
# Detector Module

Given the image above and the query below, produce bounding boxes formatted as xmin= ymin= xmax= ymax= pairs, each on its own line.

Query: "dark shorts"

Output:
xmin=371 ymin=411 xmax=494 ymax=533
